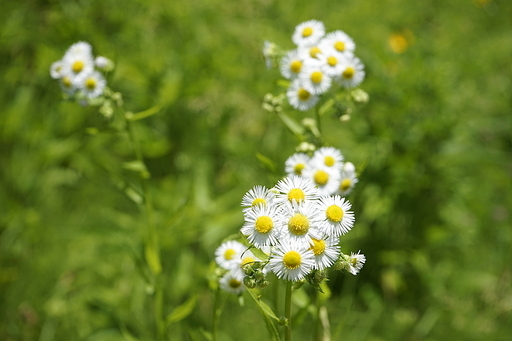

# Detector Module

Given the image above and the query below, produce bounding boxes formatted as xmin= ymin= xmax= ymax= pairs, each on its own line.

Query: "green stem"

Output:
xmin=285 ymin=281 xmax=293 ymax=341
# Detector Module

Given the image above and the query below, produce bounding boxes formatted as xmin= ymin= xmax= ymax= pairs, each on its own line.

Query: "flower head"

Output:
xmin=269 ymin=241 xmax=315 ymax=281
xmin=316 ymin=195 xmax=355 ymax=236
xmin=286 ymin=79 xmax=319 ymax=111
xmin=292 ymin=20 xmax=325 ymax=47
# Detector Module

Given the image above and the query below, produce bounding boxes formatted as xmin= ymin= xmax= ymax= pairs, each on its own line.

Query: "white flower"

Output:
xmin=64 ymin=41 xmax=93 ymax=58
xmin=299 ymin=60 xmax=332 ymax=95
xmin=302 ymin=166 xmax=341 ymax=196
xmin=219 ymin=270 xmax=245 ymax=294
xmin=61 ymin=50 xmax=95 ymax=85
xmin=337 ymin=168 xmax=358 ymax=196
xmin=347 ymin=251 xmax=366 ymax=275
xmin=285 ymin=153 xmax=311 ymax=177
xmin=311 ymin=147 xmax=344 ymax=170
xmin=317 ymin=47 xmax=345 ymax=77
xmin=269 ymin=240 xmax=315 ymax=281
xmin=298 ymin=44 xmax=326 ymax=61
xmin=241 ymin=185 xmax=276 ymax=213
xmin=215 ymin=240 xmax=246 ymax=270
xmin=286 ymin=79 xmax=319 ymax=111
xmin=59 ymin=75 xmax=76 ymax=96
xmin=335 ymin=54 xmax=365 ymax=88
xmin=75 ymin=70 xmax=107 ymax=99
xmin=50 ymin=60 xmax=64 ymax=79
xmin=292 ymin=20 xmax=325 ymax=47
xmin=274 ymin=175 xmax=318 ymax=205
xmin=280 ymin=49 xmax=304 ymax=80
xmin=279 ymin=201 xmax=322 ymax=247
xmin=241 ymin=205 xmax=282 ymax=247
xmin=322 ymin=30 xmax=356 ymax=55
xmin=309 ymin=237 xmax=340 ymax=270
xmin=316 ymin=195 xmax=355 ymax=237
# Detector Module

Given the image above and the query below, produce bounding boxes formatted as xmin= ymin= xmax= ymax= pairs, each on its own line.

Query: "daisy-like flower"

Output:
xmin=59 ymin=75 xmax=76 ymax=96
xmin=299 ymin=60 xmax=332 ymax=95
xmin=317 ymin=47 xmax=345 ymax=77
xmin=322 ymin=30 xmax=356 ymax=55
xmin=298 ymin=44 xmax=325 ymax=60
xmin=279 ymin=201 xmax=322 ymax=246
xmin=219 ymin=270 xmax=245 ymax=294
xmin=311 ymin=147 xmax=344 ymax=170
xmin=61 ymin=50 xmax=94 ymax=85
xmin=292 ymin=20 xmax=325 ymax=47
xmin=269 ymin=240 xmax=315 ymax=281
xmin=94 ymin=56 xmax=114 ymax=72
xmin=286 ymin=79 xmax=319 ymax=111
xmin=302 ymin=165 xmax=341 ymax=196
xmin=316 ymin=195 xmax=354 ymax=236
xmin=241 ymin=205 xmax=282 ymax=247
xmin=274 ymin=175 xmax=318 ymax=205
xmin=64 ymin=41 xmax=93 ymax=58
xmin=280 ymin=49 xmax=304 ymax=80
xmin=50 ymin=60 xmax=64 ymax=79
xmin=241 ymin=185 xmax=276 ymax=213
xmin=347 ymin=251 xmax=366 ymax=275
xmin=309 ymin=237 xmax=340 ymax=270
xmin=75 ymin=70 xmax=107 ymax=99
xmin=337 ymin=167 xmax=358 ymax=196
xmin=285 ymin=153 xmax=311 ymax=177
xmin=335 ymin=54 xmax=365 ymax=88
xmin=215 ymin=240 xmax=246 ymax=270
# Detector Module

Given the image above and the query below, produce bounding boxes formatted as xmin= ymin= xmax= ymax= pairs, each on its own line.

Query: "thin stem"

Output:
xmin=284 ymin=281 xmax=293 ymax=341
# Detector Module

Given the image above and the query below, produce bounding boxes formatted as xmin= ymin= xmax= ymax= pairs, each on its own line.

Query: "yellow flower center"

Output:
xmin=224 ymin=248 xmax=236 ymax=260
xmin=72 ymin=60 xmax=84 ymax=73
xmin=334 ymin=41 xmax=346 ymax=52
xmin=255 ymin=216 xmax=273 ymax=234
xmin=310 ymin=71 xmax=323 ymax=84
xmin=229 ymin=278 xmax=242 ymax=289
xmin=62 ymin=76 xmax=72 ymax=88
xmin=324 ymin=156 xmax=335 ymax=167
xmin=298 ymin=89 xmax=311 ymax=101
xmin=241 ymin=256 xmax=255 ymax=268
xmin=287 ymin=188 xmax=305 ymax=203
xmin=251 ymin=198 xmax=266 ymax=206
xmin=283 ymin=251 xmax=302 ymax=269
xmin=290 ymin=60 xmax=302 ymax=73
xmin=309 ymin=46 xmax=321 ymax=58
xmin=293 ymin=163 xmax=305 ymax=175
xmin=288 ymin=213 xmax=309 ymax=236
xmin=85 ymin=78 xmax=97 ymax=90
xmin=388 ymin=33 xmax=409 ymax=54
xmin=313 ymin=170 xmax=329 ymax=186
xmin=302 ymin=27 xmax=313 ymax=37
xmin=342 ymin=67 xmax=355 ymax=79
xmin=327 ymin=56 xmax=338 ymax=67
xmin=326 ymin=205 xmax=343 ymax=222
xmin=310 ymin=238 xmax=326 ymax=255
xmin=340 ymin=178 xmax=352 ymax=191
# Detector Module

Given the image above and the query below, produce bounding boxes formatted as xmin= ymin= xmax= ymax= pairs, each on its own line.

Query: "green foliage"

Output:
xmin=1 ymin=0 xmax=512 ymax=340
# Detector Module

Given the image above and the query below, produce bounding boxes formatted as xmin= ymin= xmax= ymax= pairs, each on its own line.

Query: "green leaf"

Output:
xmin=246 ymin=288 xmax=279 ymax=322
xmin=144 ymin=243 xmax=162 ymax=275
xmin=246 ymin=289 xmax=281 ymax=341
xmin=125 ymin=104 xmax=162 ymax=121
xmin=277 ymin=112 xmax=305 ymax=136
xmin=166 ymin=295 xmax=197 ymax=325
xmin=124 ymin=187 xmax=143 ymax=205
xmin=256 ymin=153 xmax=277 ymax=173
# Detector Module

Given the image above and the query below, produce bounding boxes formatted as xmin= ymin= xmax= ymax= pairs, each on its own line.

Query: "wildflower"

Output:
xmin=311 ymin=147 xmax=344 ymax=170
xmin=219 ymin=271 xmax=246 ymax=294
xmin=292 ymin=20 xmax=325 ymax=47
xmin=317 ymin=47 xmax=345 ymax=77
xmin=241 ymin=185 xmax=276 ymax=213
xmin=335 ymin=54 xmax=365 ymax=89
xmin=284 ymin=153 xmax=311 ymax=177
xmin=337 ymin=164 xmax=358 ymax=196
xmin=346 ymin=251 xmax=366 ymax=275
xmin=50 ymin=60 xmax=64 ymax=79
xmin=61 ymin=48 xmax=94 ymax=85
xmin=316 ymin=195 xmax=354 ymax=236
xmin=94 ymin=56 xmax=114 ymax=72
xmin=280 ymin=49 xmax=304 ymax=80
xmin=269 ymin=240 xmax=315 ymax=281
xmin=322 ymin=30 xmax=356 ymax=55
xmin=279 ymin=201 xmax=322 ymax=246
xmin=274 ymin=175 xmax=318 ymax=205
xmin=215 ymin=240 xmax=246 ymax=270
xmin=302 ymin=165 xmax=341 ymax=196
xmin=75 ymin=70 xmax=107 ymax=99
xmin=309 ymin=237 xmax=340 ymax=270
xmin=286 ymin=79 xmax=319 ymax=111
xmin=299 ymin=60 xmax=332 ymax=95
xmin=241 ymin=204 xmax=282 ymax=247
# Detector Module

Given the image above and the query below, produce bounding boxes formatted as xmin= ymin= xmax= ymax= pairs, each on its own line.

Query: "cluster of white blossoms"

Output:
xmin=215 ymin=146 xmax=365 ymax=294
xmin=265 ymin=20 xmax=366 ymax=111
xmin=50 ymin=41 xmax=112 ymax=100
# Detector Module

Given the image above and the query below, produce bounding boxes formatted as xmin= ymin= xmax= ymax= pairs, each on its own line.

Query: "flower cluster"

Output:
xmin=264 ymin=20 xmax=366 ymax=111
xmin=214 ymin=147 xmax=365 ymax=294
xmin=50 ymin=41 xmax=113 ymax=101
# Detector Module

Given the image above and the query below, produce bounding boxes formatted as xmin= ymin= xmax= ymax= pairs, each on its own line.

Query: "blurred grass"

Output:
xmin=1 ymin=0 xmax=512 ymax=340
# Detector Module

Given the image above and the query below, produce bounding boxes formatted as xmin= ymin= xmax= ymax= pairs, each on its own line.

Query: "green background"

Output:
xmin=1 ymin=0 xmax=511 ymax=340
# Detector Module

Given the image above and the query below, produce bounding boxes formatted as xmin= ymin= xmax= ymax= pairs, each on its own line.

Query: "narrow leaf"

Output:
xmin=277 ymin=112 xmax=305 ymax=136
xmin=125 ymin=104 xmax=163 ymax=121
xmin=144 ymin=244 xmax=162 ymax=275
xmin=166 ymin=295 xmax=197 ymax=325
